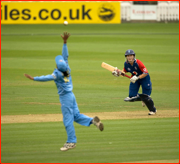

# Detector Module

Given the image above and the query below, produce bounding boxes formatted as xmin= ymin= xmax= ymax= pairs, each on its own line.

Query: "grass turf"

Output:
xmin=1 ymin=118 xmax=179 ymax=163
xmin=1 ymin=23 xmax=179 ymax=163
xmin=1 ymin=23 xmax=179 ymax=115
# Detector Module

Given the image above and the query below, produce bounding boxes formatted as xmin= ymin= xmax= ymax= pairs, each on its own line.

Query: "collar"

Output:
xmin=126 ymin=59 xmax=136 ymax=65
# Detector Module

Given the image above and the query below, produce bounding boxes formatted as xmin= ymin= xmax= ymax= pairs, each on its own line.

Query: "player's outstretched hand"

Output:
xmin=61 ymin=32 xmax=70 ymax=43
xmin=24 ymin=74 xmax=34 ymax=80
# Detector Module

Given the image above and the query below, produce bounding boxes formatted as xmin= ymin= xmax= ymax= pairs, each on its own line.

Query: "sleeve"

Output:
xmin=34 ymin=74 xmax=56 ymax=82
xmin=136 ymin=59 xmax=148 ymax=74
xmin=123 ymin=62 xmax=127 ymax=73
xmin=62 ymin=44 xmax=69 ymax=63
xmin=123 ymin=68 xmax=127 ymax=73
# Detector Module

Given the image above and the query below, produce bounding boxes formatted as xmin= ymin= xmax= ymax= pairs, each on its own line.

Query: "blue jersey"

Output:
xmin=33 ymin=43 xmax=93 ymax=144
xmin=124 ymin=59 xmax=152 ymax=97
xmin=124 ymin=59 xmax=150 ymax=81
xmin=34 ymin=44 xmax=73 ymax=95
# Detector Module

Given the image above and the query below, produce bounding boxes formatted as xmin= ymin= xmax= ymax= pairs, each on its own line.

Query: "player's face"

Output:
xmin=126 ymin=55 xmax=134 ymax=63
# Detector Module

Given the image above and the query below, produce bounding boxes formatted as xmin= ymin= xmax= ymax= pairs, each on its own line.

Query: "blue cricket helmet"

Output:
xmin=55 ymin=55 xmax=67 ymax=72
xmin=124 ymin=49 xmax=136 ymax=57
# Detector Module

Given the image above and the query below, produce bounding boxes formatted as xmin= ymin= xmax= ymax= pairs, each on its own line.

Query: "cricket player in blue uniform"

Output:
xmin=24 ymin=32 xmax=104 ymax=151
xmin=112 ymin=49 xmax=156 ymax=115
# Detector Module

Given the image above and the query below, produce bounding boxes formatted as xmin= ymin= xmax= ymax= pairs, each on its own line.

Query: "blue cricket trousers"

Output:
xmin=59 ymin=92 xmax=93 ymax=143
xmin=129 ymin=78 xmax=152 ymax=97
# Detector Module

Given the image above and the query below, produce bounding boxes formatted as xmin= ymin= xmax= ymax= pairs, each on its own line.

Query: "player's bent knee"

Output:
xmin=139 ymin=94 xmax=156 ymax=112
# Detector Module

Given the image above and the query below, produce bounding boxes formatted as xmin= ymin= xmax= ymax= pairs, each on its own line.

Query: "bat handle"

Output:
xmin=124 ymin=74 xmax=131 ymax=79
xmin=121 ymin=72 xmax=131 ymax=79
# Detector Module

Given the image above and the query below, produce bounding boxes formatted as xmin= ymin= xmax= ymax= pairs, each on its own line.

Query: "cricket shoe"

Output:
xmin=92 ymin=116 xmax=104 ymax=131
xmin=60 ymin=143 xmax=76 ymax=151
xmin=124 ymin=96 xmax=141 ymax=102
xmin=148 ymin=110 xmax=157 ymax=115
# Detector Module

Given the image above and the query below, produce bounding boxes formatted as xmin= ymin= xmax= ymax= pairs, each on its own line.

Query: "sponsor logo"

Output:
xmin=1 ymin=2 xmax=120 ymax=24
xmin=98 ymin=3 xmax=115 ymax=21
xmin=132 ymin=10 xmax=156 ymax=15
xmin=1 ymin=4 xmax=91 ymax=22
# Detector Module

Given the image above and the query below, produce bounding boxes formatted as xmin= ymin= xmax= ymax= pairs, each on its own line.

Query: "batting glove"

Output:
xmin=112 ymin=67 xmax=120 ymax=77
xmin=130 ymin=75 xmax=139 ymax=83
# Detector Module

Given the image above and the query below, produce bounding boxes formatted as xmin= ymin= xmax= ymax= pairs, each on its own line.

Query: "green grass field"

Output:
xmin=1 ymin=23 xmax=179 ymax=163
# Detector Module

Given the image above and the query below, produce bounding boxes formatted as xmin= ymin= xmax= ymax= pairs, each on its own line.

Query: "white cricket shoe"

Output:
xmin=60 ymin=143 xmax=76 ymax=151
xmin=92 ymin=116 xmax=104 ymax=131
xmin=148 ymin=110 xmax=157 ymax=115
xmin=124 ymin=96 xmax=139 ymax=102
xmin=142 ymin=101 xmax=146 ymax=107
xmin=124 ymin=97 xmax=133 ymax=101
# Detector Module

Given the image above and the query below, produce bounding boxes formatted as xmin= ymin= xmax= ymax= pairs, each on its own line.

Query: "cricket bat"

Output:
xmin=101 ymin=62 xmax=131 ymax=79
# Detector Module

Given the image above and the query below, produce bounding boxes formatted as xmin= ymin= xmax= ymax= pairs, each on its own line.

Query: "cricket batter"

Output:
xmin=24 ymin=32 xmax=104 ymax=151
xmin=112 ymin=49 xmax=156 ymax=115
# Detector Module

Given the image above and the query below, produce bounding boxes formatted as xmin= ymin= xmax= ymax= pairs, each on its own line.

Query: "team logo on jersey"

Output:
xmin=59 ymin=60 xmax=63 ymax=62
xmin=51 ymin=73 xmax=56 ymax=79
xmin=127 ymin=68 xmax=131 ymax=71
xmin=143 ymin=68 xmax=147 ymax=72
xmin=134 ymin=66 xmax=137 ymax=70
xmin=64 ymin=77 xmax=69 ymax=83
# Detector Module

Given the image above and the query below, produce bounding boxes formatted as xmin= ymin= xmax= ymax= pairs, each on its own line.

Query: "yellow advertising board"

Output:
xmin=1 ymin=2 xmax=121 ymax=24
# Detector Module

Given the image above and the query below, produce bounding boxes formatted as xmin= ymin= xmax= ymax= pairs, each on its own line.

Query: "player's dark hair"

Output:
xmin=62 ymin=70 xmax=70 ymax=77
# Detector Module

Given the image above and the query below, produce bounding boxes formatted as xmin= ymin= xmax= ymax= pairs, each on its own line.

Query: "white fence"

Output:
xmin=121 ymin=1 xmax=179 ymax=21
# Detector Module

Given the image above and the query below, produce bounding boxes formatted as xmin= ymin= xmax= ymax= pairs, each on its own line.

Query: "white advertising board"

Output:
xmin=131 ymin=5 xmax=157 ymax=20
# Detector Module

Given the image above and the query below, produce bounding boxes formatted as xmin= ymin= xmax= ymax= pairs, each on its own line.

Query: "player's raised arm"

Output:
xmin=24 ymin=73 xmax=56 ymax=81
xmin=61 ymin=32 xmax=70 ymax=63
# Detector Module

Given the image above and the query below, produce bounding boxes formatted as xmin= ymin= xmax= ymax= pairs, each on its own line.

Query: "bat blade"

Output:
xmin=101 ymin=62 xmax=116 ymax=72
xmin=101 ymin=62 xmax=131 ymax=79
